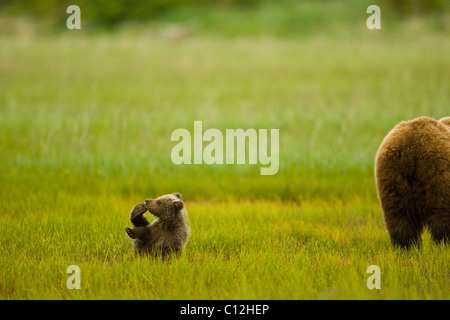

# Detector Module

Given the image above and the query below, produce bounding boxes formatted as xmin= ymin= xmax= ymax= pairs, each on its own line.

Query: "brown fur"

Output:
xmin=125 ymin=192 xmax=190 ymax=258
xmin=375 ymin=116 xmax=450 ymax=248
xmin=440 ymin=117 xmax=450 ymax=126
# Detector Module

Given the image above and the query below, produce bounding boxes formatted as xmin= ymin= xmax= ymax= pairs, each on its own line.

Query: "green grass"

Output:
xmin=1 ymin=16 xmax=450 ymax=299
xmin=2 ymin=199 xmax=450 ymax=299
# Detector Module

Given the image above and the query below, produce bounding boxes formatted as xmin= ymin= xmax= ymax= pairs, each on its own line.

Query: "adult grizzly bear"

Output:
xmin=375 ymin=116 xmax=450 ymax=248
xmin=125 ymin=192 xmax=190 ymax=258
xmin=440 ymin=117 xmax=450 ymax=126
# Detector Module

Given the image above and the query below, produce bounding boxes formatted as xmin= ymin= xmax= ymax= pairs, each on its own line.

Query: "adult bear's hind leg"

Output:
xmin=384 ymin=214 xmax=423 ymax=249
xmin=427 ymin=211 xmax=450 ymax=244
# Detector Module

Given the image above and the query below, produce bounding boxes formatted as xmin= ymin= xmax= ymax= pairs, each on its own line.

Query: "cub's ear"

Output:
xmin=173 ymin=200 xmax=184 ymax=211
xmin=173 ymin=192 xmax=183 ymax=200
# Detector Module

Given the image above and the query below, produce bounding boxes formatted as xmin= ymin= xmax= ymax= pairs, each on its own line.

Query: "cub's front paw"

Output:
xmin=130 ymin=203 xmax=147 ymax=218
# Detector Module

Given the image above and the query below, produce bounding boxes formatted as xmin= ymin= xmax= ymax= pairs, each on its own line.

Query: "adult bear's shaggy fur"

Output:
xmin=375 ymin=116 xmax=450 ymax=248
xmin=125 ymin=192 xmax=190 ymax=258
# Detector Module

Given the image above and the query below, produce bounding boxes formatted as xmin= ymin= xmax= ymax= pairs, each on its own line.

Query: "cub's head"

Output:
xmin=145 ymin=192 xmax=184 ymax=220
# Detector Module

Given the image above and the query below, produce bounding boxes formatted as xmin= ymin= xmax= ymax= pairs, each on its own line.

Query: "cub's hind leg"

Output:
xmin=125 ymin=226 xmax=147 ymax=240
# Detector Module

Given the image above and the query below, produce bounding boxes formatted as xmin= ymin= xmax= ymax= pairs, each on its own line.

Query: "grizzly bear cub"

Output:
xmin=375 ymin=116 xmax=450 ymax=248
xmin=125 ymin=192 xmax=190 ymax=258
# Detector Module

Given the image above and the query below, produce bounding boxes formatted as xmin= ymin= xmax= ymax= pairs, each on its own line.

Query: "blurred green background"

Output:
xmin=1 ymin=0 xmax=449 ymax=35
xmin=0 ymin=0 xmax=449 ymax=203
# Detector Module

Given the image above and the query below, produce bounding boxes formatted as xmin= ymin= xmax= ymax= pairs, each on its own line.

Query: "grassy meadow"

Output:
xmin=1 ymin=3 xmax=450 ymax=299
